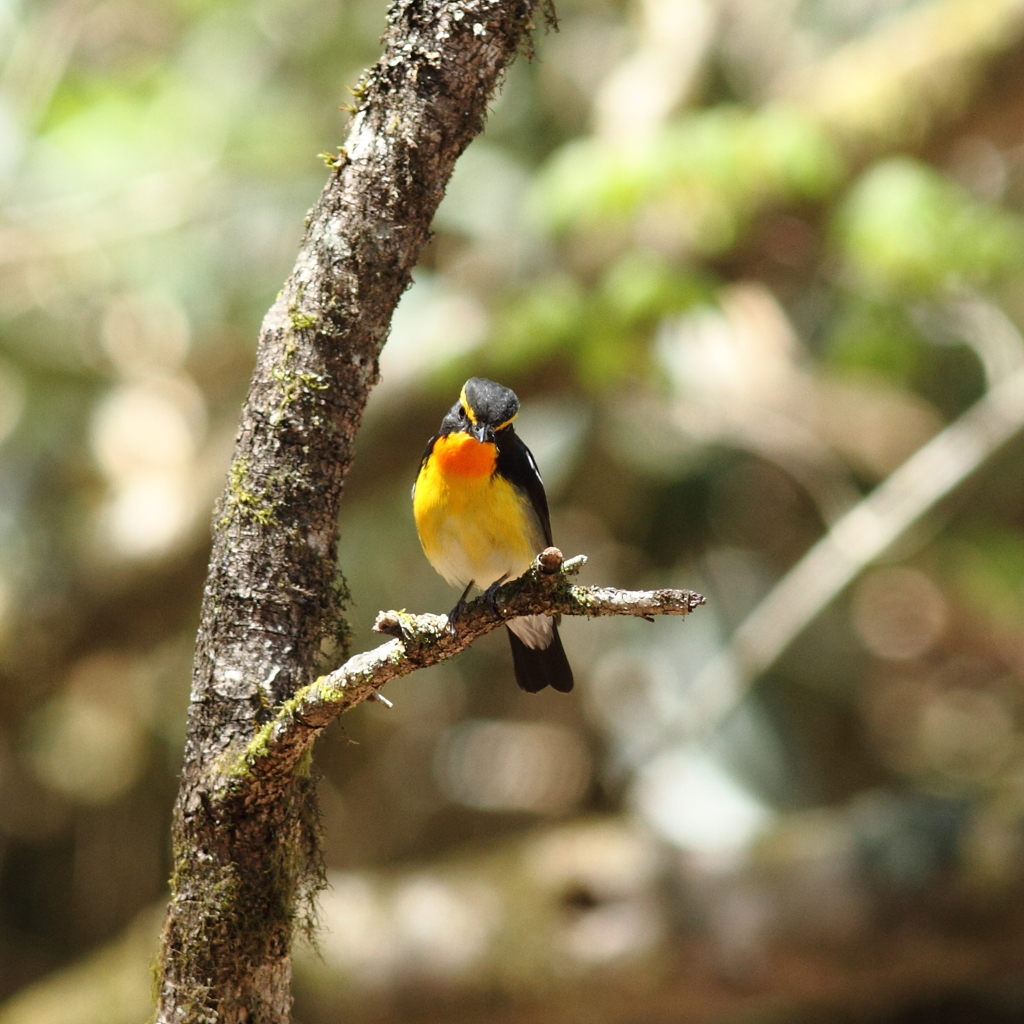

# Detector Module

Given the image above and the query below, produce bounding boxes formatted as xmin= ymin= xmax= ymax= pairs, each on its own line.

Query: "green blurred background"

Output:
xmin=5 ymin=0 xmax=1024 ymax=1021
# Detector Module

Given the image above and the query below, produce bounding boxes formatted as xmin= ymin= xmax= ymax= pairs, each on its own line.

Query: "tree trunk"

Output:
xmin=155 ymin=1 xmax=549 ymax=1019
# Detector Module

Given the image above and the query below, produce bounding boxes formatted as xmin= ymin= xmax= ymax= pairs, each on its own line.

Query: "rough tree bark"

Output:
xmin=154 ymin=1 xmax=549 ymax=1018
xmin=233 ymin=549 xmax=704 ymax=777
xmin=153 ymin=2 xmax=704 ymax=1022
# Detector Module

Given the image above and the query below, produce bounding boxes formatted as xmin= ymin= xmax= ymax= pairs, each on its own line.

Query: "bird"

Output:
xmin=412 ymin=377 xmax=574 ymax=693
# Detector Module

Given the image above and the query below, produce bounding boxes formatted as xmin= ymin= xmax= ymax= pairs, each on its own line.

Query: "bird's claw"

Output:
xmin=446 ymin=581 xmax=475 ymax=636
xmin=483 ymin=575 xmax=508 ymax=616
xmin=445 ymin=602 xmax=463 ymax=636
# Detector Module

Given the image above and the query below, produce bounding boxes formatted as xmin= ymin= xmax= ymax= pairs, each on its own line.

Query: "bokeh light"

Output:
xmin=5 ymin=0 xmax=1024 ymax=1021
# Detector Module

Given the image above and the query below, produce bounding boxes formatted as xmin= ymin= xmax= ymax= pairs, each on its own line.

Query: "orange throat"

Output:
xmin=432 ymin=432 xmax=496 ymax=477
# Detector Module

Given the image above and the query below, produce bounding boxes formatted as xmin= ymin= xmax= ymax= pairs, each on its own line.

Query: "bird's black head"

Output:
xmin=439 ymin=378 xmax=519 ymax=443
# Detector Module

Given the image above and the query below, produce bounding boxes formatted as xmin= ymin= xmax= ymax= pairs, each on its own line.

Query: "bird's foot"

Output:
xmin=446 ymin=581 xmax=475 ymax=636
xmin=483 ymin=575 xmax=508 ymax=616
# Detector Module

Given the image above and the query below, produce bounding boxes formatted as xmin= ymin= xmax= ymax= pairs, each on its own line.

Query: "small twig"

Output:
xmin=232 ymin=549 xmax=704 ymax=780
xmin=676 ymin=358 xmax=1024 ymax=747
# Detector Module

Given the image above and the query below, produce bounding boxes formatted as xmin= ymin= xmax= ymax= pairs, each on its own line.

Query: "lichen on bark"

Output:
xmin=155 ymin=1 xmax=556 ymax=1020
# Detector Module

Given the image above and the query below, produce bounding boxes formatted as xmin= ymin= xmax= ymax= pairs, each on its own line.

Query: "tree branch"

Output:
xmin=665 ymin=343 xmax=1024 ymax=754
xmin=155 ymin=0 xmax=558 ymax=1020
xmin=230 ymin=549 xmax=705 ymax=782
xmin=780 ymin=0 xmax=1024 ymax=153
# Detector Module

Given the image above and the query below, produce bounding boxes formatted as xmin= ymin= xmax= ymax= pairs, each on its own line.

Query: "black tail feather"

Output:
xmin=507 ymin=626 xmax=574 ymax=693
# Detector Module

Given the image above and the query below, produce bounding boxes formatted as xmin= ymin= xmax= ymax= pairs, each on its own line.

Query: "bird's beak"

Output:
xmin=471 ymin=422 xmax=490 ymax=443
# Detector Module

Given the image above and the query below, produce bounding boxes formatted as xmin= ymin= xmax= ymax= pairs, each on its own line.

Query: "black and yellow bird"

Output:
xmin=413 ymin=378 xmax=574 ymax=693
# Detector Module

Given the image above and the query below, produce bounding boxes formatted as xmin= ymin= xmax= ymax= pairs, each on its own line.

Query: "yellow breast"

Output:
xmin=414 ymin=434 xmax=544 ymax=589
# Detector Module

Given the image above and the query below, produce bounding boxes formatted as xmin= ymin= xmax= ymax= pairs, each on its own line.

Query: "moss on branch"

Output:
xmin=229 ymin=548 xmax=704 ymax=781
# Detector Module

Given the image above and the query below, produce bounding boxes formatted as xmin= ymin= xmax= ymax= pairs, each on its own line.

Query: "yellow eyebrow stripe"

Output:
xmin=457 ymin=385 xmax=518 ymax=431
xmin=458 ymin=384 xmax=476 ymax=424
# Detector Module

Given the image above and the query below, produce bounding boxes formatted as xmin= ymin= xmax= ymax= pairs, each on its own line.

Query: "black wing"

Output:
xmin=495 ymin=428 xmax=552 ymax=546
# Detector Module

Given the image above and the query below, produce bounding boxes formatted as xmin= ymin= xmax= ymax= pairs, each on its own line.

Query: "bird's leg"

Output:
xmin=483 ymin=574 xmax=509 ymax=616
xmin=446 ymin=580 xmax=474 ymax=636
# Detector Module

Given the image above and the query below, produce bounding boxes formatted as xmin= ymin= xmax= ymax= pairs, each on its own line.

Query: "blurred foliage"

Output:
xmin=835 ymin=157 xmax=1024 ymax=297
xmin=535 ymin=105 xmax=844 ymax=249
xmin=5 ymin=0 xmax=1024 ymax=1022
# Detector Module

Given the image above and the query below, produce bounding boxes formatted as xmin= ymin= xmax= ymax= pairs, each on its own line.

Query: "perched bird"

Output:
xmin=412 ymin=377 xmax=574 ymax=693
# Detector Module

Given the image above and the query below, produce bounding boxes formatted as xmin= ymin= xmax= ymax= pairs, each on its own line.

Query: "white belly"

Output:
xmin=425 ymin=501 xmax=541 ymax=588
